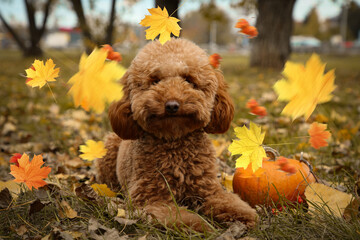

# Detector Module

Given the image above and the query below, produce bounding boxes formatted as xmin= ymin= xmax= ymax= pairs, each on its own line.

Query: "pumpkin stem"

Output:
xmin=263 ymin=146 xmax=280 ymax=161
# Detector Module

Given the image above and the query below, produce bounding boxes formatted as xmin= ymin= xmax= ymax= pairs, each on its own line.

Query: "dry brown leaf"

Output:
xmin=0 ymin=180 xmax=21 ymax=199
xmin=59 ymin=200 xmax=77 ymax=219
xmin=15 ymin=225 xmax=27 ymax=236
xmin=305 ymin=183 xmax=353 ymax=218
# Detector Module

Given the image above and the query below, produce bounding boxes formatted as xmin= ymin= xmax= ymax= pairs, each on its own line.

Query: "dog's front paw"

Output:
xmin=215 ymin=206 xmax=258 ymax=228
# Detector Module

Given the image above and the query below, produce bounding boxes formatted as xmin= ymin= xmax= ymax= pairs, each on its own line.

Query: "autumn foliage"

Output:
xmin=10 ymin=153 xmax=51 ymax=190
xmin=308 ymin=122 xmax=331 ymax=149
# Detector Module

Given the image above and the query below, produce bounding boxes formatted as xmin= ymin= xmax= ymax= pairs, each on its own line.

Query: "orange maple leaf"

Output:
xmin=308 ymin=122 xmax=331 ymax=149
xmin=246 ymin=99 xmax=267 ymax=117
xmin=276 ymin=157 xmax=297 ymax=175
xmin=101 ymin=44 xmax=122 ymax=62
xmin=240 ymin=26 xmax=258 ymax=38
xmin=209 ymin=53 xmax=222 ymax=68
xmin=246 ymin=99 xmax=259 ymax=109
xmin=10 ymin=153 xmax=51 ymax=190
xmin=10 ymin=153 xmax=22 ymax=166
xmin=250 ymin=106 xmax=267 ymax=117
xmin=235 ymin=19 xmax=258 ymax=38
xmin=235 ymin=18 xmax=249 ymax=29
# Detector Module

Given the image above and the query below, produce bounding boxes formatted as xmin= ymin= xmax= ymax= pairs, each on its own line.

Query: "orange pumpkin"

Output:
xmin=233 ymin=157 xmax=316 ymax=207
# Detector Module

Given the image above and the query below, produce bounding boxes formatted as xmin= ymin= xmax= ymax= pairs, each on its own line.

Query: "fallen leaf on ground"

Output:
xmin=220 ymin=172 xmax=234 ymax=192
xmin=59 ymin=200 xmax=77 ymax=219
xmin=305 ymin=183 xmax=353 ymax=218
xmin=139 ymin=6 xmax=181 ymax=45
xmin=0 ymin=188 xmax=13 ymax=209
xmin=228 ymin=122 xmax=267 ymax=172
xmin=273 ymin=54 xmax=336 ymax=120
xmin=0 ymin=180 xmax=21 ymax=199
xmin=91 ymin=183 xmax=116 ymax=197
xmin=10 ymin=153 xmax=51 ymax=190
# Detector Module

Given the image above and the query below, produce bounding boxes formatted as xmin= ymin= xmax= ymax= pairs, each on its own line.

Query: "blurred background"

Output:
xmin=1 ymin=0 xmax=360 ymax=69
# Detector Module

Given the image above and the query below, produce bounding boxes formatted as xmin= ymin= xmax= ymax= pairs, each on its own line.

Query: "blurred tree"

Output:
xmin=181 ymin=1 xmax=234 ymax=47
xmin=343 ymin=1 xmax=360 ymax=40
xmin=294 ymin=8 xmax=321 ymax=39
xmin=250 ymin=0 xmax=296 ymax=69
xmin=70 ymin=0 xmax=117 ymax=50
xmin=0 ymin=0 xmax=53 ymax=57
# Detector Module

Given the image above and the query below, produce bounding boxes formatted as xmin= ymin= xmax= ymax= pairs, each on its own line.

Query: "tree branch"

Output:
xmin=0 ymin=12 xmax=27 ymax=52
xmin=70 ymin=0 xmax=96 ymax=48
xmin=36 ymin=0 xmax=53 ymax=43
xmin=24 ymin=0 xmax=37 ymax=46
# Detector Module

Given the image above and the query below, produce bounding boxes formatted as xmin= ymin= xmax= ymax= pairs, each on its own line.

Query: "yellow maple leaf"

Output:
xmin=67 ymin=48 xmax=126 ymax=114
xmin=273 ymin=54 xmax=336 ymax=120
xmin=79 ymin=140 xmax=107 ymax=161
xmin=305 ymin=183 xmax=353 ymax=218
xmin=139 ymin=6 xmax=181 ymax=45
xmin=228 ymin=122 xmax=266 ymax=172
xmin=91 ymin=183 xmax=116 ymax=197
xmin=25 ymin=59 xmax=59 ymax=88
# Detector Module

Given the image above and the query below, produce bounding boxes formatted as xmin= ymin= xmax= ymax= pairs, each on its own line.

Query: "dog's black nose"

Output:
xmin=165 ymin=100 xmax=180 ymax=114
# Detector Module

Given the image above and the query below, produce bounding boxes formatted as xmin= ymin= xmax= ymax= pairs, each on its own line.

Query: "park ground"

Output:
xmin=0 ymin=49 xmax=359 ymax=239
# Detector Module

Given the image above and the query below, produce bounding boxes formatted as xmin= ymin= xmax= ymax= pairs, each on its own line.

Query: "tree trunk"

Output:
xmin=105 ymin=0 xmax=117 ymax=45
xmin=70 ymin=0 xmax=96 ymax=52
xmin=250 ymin=0 xmax=296 ymax=69
xmin=0 ymin=0 xmax=53 ymax=57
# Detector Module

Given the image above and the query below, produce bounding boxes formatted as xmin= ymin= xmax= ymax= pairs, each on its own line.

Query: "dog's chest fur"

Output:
xmin=125 ymin=130 xmax=219 ymax=204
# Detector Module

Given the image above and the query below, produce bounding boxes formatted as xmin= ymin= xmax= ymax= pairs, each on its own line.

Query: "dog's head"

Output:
xmin=109 ymin=39 xmax=234 ymax=140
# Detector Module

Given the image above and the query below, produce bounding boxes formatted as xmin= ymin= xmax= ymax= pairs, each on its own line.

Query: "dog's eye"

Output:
xmin=151 ymin=78 xmax=161 ymax=85
xmin=184 ymin=76 xmax=196 ymax=88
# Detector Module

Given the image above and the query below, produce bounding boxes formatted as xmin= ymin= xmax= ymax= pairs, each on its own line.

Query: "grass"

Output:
xmin=0 ymin=49 xmax=359 ymax=239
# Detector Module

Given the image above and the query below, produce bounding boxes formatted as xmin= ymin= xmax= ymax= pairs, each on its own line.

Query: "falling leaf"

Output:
xmin=67 ymin=48 xmax=126 ymax=114
xmin=102 ymin=44 xmax=122 ymax=62
xmin=246 ymin=99 xmax=267 ymax=117
xmin=209 ymin=53 xmax=222 ymax=68
xmin=228 ymin=122 xmax=267 ymax=172
xmin=305 ymin=183 xmax=353 ymax=218
xmin=250 ymin=106 xmax=267 ymax=117
xmin=59 ymin=200 xmax=77 ymax=219
xmin=10 ymin=153 xmax=51 ymax=190
xmin=25 ymin=59 xmax=59 ymax=88
xmin=91 ymin=183 xmax=116 ymax=197
xmin=276 ymin=157 xmax=297 ymax=175
xmin=139 ymin=6 xmax=181 ymax=45
xmin=235 ymin=18 xmax=249 ymax=29
xmin=308 ymin=122 xmax=331 ymax=149
xmin=235 ymin=18 xmax=258 ymax=38
xmin=246 ymin=99 xmax=259 ymax=109
xmin=79 ymin=140 xmax=107 ymax=161
xmin=240 ymin=26 xmax=258 ymax=38
xmin=273 ymin=54 xmax=336 ymax=120
xmin=10 ymin=153 xmax=22 ymax=166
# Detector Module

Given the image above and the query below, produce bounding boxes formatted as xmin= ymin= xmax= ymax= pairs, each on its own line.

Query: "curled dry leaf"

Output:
xmin=59 ymin=200 xmax=78 ymax=219
xmin=305 ymin=183 xmax=353 ymax=218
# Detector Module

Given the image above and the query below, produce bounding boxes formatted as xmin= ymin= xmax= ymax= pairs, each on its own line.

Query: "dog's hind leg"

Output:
xmin=95 ymin=133 xmax=121 ymax=190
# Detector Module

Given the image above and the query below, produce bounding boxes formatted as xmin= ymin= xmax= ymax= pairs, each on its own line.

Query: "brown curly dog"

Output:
xmin=96 ymin=38 xmax=257 ymax=231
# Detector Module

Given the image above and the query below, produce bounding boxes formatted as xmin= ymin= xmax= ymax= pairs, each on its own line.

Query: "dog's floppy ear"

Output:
xmin=204 ymin=70 xmax=234 ymax=134
xmin=108 ymin=72 xmax=143 ymax=140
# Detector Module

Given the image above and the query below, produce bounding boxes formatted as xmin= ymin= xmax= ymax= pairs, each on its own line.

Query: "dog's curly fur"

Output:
xmin=96 ymin=39 xmax=257 ymax=231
